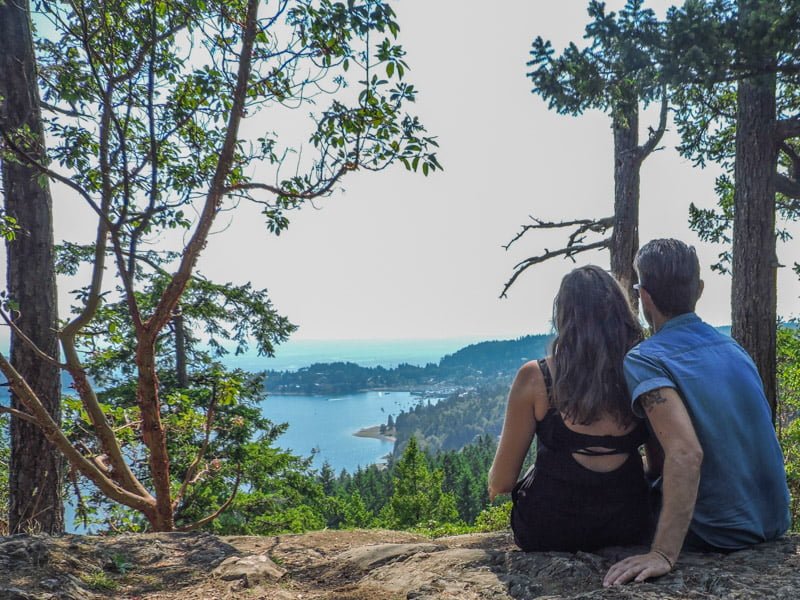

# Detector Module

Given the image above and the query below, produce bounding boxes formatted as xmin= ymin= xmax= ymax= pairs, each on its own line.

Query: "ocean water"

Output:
xmin=263 ymin=391 xmax=438 ymax=473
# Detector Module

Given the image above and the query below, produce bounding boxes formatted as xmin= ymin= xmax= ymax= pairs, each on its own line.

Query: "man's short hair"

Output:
xmin=634 ymin=239 xmax=701 ymax=317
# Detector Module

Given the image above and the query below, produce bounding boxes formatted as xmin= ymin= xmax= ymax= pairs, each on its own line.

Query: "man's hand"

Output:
xmin=603 ymin=551 xmax=672 ymax=586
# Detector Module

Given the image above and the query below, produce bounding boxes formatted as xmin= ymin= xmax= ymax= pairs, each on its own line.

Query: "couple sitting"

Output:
xmin=488 ymin=238 xmax=791 ymax=587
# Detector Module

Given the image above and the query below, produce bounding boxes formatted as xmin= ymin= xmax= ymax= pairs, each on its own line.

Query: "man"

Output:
xmin=604 ymin=238 xmax=790 ymax=587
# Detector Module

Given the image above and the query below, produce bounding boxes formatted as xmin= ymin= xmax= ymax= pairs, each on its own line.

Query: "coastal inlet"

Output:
xmin=261 ymin=390 xmax=443 ymax=473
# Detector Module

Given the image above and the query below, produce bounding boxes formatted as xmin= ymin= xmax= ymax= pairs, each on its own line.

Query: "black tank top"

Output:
xmin=535 ymin=358 xmax=648 ymax=455
xmin=509 ymin=359 xmax=653 ymax=552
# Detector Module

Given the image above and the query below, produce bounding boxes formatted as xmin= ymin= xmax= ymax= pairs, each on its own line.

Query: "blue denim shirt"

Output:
xmin=624 ymin=312 xmax=790 ymax=549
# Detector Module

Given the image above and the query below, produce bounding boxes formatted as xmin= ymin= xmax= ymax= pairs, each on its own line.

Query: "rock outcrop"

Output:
xmin=1 ymin=528 xmax=799 ymax=599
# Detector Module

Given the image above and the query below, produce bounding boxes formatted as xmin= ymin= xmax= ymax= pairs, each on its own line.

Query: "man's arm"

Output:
xmin=603 ymin=387 xmax=703 ymax=587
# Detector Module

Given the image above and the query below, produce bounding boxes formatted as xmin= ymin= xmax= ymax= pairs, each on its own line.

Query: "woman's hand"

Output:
xmin=488 ymin=485 xmax=498 ymax=502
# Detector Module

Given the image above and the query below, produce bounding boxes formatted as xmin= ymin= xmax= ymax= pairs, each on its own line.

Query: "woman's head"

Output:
xmin=550 ymin=265 xmax=643 ymax=427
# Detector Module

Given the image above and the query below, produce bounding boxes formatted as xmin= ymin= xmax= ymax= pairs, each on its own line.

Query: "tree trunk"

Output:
xmin=0 ymin=0 xmax=64 ymax=533
xmin=135 ymin=337 xmax=175 ymax=531
xmin=732 ymin=62 xmax=778 ymax=419
xmin=173 ymin=309 xmax=189 ymax=388
xmin=610 ymin=105 xmax=641 ymax=307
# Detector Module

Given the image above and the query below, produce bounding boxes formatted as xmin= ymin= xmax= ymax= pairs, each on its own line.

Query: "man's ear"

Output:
xmin=640 ymin=287 xmax=653 ymax=309
xmin=697 ymin=279 xmax=704 ymax=301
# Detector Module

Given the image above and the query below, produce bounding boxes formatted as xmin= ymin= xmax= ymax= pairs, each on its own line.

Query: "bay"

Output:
xmin=262 ymin=391 xmax=437 ymax=474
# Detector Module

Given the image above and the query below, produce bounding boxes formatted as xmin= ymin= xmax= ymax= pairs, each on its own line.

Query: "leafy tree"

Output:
xmin=0 ymin=0 xmax=439 ymax=531
xmin=384 ymin=436 xmax=459 ymax=528
xmin=667 ymin=0 xmax=800 ymax=415
xmin=319 ymin=461 xmax=337 ymax=496
xmin=0 ymin=0 xmax=63 ymax=533
xmin=341 ymin=490 xmax=374 ymax=528
xmin=504 ymin=0 xmax=667 ymax=303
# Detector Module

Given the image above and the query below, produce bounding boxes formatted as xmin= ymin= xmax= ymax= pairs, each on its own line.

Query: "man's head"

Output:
xmin=634 ymin=239 xmax=703 ymax=326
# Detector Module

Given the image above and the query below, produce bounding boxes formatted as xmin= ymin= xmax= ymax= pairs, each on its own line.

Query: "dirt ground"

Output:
xmin=2 ymin=529 xmax=800 ymax=599
xmin=0 ymin=528 xmax=438 ymax=599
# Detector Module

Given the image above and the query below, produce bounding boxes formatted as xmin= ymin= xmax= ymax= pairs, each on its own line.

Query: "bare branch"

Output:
xmin=0 ymin=127 xmax=106 ymax=220
xmin=503 ymin=216 xmax=613 ymax=251
xmin=500 ymin=238 xmax=611 ymax=299
xmin=0 ymin=404 xmax=40 ymax=425
xmin=776 ymin=116 xmax=800 ymax=142
xmin=40 ymin=100 xmax=87 ymax=118
xmin=0 ymin=308 xmax=68 ymax=369
xmin=175 ymin=467 xmax=242 ymax=532
xmin=222 ymin=164 xmax=351 ymax=201
xmin=639 ymin=89 xmax=669 ymax=159
xmin=172 ymin=383 xmax=218 ymax=510
xmin=775 ymin=172 xmax=800 ymax=199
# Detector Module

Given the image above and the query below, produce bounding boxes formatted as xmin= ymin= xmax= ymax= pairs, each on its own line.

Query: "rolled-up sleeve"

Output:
xmin=624 ymin=349 xmax=676 ymax=418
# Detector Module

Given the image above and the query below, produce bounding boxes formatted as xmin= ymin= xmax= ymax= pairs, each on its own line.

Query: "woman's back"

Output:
xmin=535 ymin=358 xmax=646 ymax=473
xmin=488 ymin=265 xmax=652 ymax=553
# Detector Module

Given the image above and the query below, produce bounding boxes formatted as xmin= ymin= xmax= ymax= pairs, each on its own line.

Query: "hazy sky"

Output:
xmin=6 ymin=1 xmax=800 ymax=343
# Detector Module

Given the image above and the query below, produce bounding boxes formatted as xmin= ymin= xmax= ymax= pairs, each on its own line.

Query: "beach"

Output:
xmin=353 ymin=425 xmax=396 ymax=443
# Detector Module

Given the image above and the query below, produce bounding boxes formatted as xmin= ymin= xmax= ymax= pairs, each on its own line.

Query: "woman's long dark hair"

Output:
xmin=550 ymin=265 xmax=644 ymax=427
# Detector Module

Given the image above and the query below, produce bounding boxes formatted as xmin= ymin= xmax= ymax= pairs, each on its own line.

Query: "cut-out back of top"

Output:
xmin=535 ymin=358 xmax=647 ymax=457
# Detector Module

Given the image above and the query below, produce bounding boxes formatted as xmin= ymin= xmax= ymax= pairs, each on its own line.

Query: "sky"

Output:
xmin=5 ymin=1 xmax=800 ymax=343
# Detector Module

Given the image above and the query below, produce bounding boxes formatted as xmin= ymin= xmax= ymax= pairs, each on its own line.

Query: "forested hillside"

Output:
xmin=264 ymin=334 xmax=552 ymax=394
xmin=437 ymin=334 xmax=551 ymax=375
xmin=390 ymin=382 xmax=509 ymax=456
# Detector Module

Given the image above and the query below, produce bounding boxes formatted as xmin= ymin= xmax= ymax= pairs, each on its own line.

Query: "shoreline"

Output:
xmin=353 ymin=425 xmax=397 ymax=443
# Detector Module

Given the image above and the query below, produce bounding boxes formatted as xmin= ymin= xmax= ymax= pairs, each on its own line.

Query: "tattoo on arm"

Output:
xmin=639 ymin=389 xmax=669 ymax=413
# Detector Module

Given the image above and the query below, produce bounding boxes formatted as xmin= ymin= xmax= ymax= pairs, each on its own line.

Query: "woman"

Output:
xmin=488 ymin=265 xmax=651 ymax=552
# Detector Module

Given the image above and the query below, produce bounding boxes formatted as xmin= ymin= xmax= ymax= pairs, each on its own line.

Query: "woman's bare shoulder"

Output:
xmin=515 ymin=357 xmax=551 ymax=384
xmin=512 ymin=358 xmax=550 ymax=417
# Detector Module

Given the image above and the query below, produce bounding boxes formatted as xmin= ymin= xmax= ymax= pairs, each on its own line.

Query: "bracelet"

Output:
xmin=650 ymin=548 xmax=675 ymax=570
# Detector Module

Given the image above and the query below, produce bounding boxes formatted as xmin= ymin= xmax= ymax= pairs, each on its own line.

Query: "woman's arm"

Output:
xmin=643 ymin=436 xmax=664 ymax=480
xmin=488 ymin=361 xmax=540 ymax=501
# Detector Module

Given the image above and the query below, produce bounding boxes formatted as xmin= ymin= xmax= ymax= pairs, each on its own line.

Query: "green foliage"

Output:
xmin=434 ymin=435 xmax=499 ymax=524
xmin=667 ymin=1 xmax=800 ymax=271
xmin=777 ymin=323 xmax=800 ymax=529
xmin=80 ymin=571 xmax=119 ymax=592
xmin=528 ymin=0 xmax=664 ymax=119
xmin=34 ymin=0 xmax=440 ymax=243
xmin=474 ymin=501 xmax=513 ymax=533
xmin=384 ymin=437 xmax=460 ymax=529
xmin=0 ymin=211 xmax=19 ymax=241
xmin=66 ymin=264 xmax=297 ymax=387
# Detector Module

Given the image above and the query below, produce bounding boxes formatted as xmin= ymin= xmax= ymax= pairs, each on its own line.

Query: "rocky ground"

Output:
xmin=1 ymin=528 xmax=799 ymax=599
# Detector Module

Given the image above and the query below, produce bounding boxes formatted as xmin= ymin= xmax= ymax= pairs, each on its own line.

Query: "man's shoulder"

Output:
xmin=625 ymin=336 xmax=662 ymax=362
